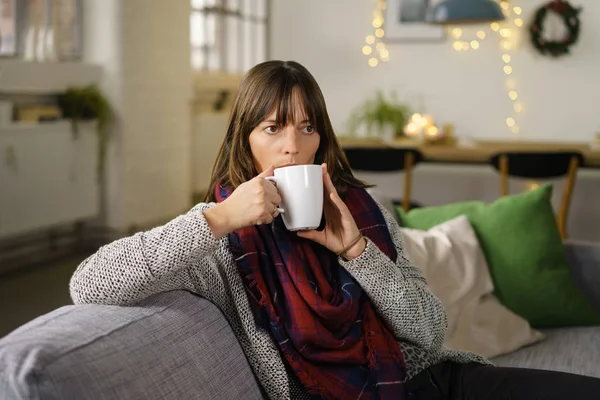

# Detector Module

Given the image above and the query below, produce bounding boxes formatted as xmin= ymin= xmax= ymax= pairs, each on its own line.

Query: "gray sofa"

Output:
xmin=1 ymin=242 xmax=599 ymax=400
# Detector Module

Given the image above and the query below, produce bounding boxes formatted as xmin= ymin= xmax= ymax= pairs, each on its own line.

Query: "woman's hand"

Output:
xmin=296 ymin=163 xmax=367 ymax=260
xmin=204 ymin=166 xmax=282 ymax=238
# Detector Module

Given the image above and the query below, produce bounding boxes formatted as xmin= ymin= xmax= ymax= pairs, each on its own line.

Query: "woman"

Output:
xmin=70 ymin=60 xmax=600 ymax=399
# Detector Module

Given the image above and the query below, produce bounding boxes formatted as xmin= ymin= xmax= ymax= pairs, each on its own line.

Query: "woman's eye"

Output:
xmin=303 ymin=125 xmax=315 ymax=134
xmin=264 ymin=125 xmax=278 ymax=134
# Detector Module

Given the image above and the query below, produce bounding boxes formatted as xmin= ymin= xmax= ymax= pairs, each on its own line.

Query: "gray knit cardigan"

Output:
xmin=69 ymin=202 xmax=490 ymax=400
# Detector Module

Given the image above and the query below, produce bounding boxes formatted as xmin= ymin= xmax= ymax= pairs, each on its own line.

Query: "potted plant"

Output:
xmin=346 ymin=90 xmax=412 ymax=139
xmin=58 ymin=85 xmax=112 ymax=181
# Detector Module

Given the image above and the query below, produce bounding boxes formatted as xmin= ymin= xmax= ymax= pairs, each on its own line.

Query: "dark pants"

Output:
xmin=406 ymin=361 xmax=600 ymax=400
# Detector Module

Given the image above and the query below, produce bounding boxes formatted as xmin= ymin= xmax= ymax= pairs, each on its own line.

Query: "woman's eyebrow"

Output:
xmin=262 ymin=119 xmax=311 ymax=123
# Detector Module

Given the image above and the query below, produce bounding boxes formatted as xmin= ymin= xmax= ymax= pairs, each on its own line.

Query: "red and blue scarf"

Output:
xmin=216 ymin=184 xmax=406 ymax=400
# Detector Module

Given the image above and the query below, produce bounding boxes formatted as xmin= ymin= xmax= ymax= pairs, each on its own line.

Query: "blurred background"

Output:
xmin=1 ymin=0 xmax=599 ymax=336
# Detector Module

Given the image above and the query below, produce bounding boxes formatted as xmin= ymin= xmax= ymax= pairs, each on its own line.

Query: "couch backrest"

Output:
xmin=564 ymin=241 xmax=600 ymax=315
xmin=1 ymin=242 xmax=597 ymax=400
xmin=0 ymin=290 xmax=264 ymax=400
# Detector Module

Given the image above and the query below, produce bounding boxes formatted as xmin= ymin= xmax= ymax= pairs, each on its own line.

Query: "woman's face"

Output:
xmin=249 ymin=93 xmax=321 ymax=173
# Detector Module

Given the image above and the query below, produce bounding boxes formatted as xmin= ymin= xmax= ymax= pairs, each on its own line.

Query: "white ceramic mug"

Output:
xmin=266 ymin=164 xmax=323 ymax=231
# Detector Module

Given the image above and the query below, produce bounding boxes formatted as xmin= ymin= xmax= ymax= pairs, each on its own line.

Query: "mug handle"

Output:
xmin=265 ymin=177 xmax=285 ymax=213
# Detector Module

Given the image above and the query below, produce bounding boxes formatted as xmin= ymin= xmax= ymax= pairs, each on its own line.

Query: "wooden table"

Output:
xmin=338 ymin=137 xmax=600 ymax=168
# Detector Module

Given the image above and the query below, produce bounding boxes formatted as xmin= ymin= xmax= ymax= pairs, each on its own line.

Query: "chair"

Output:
xmin=343 ymin=147 xmax=423 ymax=211
xmin=489 ymin=151 xmax=584 ymax=239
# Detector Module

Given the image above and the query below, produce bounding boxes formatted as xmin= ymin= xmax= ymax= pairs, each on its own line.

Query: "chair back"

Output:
xmin=343 ymin=148 xmax=423 ymax=211
xmin=489 ymin=151 xmax=583 ymax=239
xmin=489 ymin=151 xmax=583 ymax=179
xmin=343 ymin=148 xmax=423 ymax=172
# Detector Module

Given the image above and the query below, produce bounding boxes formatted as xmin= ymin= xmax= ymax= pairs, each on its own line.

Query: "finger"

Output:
xmin=296 ymin=229 xmax=318 ymax=241
xmin=261 ymin=203 xmax=279 ymax=222
xmin=321 ymin=169 xmax=348 ymax=218
xmin=329 ymin=191 xmax=349 ymax=216
xmin=264 ymin=185 xmax=282 ymax=206
xmin=257 ymin=165 xmax=274 ymax=178
xmin=322 ymin=167 xmax=338 ymax=196
xmin=267 ymin=204 xmax=279 ymax=218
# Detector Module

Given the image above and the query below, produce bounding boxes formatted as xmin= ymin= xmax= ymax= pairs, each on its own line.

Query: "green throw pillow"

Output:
xmin=396 ymin=184 xmax=600 ymax=328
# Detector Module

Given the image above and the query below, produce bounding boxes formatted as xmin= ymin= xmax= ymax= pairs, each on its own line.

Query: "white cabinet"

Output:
xmin=0 ymin=122 xmax=99 ymax=238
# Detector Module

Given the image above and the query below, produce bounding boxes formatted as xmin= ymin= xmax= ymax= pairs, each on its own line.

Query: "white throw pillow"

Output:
xmin=399 ymin=215 xmax=545 ymax=358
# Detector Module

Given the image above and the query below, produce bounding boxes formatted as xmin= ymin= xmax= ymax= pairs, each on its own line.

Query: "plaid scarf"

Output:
xmin=216 ymin=184 xmax=406 ymax=400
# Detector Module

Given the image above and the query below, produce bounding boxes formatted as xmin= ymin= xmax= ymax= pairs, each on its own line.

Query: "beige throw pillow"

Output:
xmin=399 ymin=215 xmax=545 ymax=358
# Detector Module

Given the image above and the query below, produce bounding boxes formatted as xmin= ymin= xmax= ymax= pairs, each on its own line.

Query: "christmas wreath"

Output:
xmin=529 ymin=0 xmax=582 ymax=58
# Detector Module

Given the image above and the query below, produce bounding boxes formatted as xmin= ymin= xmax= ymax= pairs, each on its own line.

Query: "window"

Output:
xmin=191 ymin=0 xmax=269 ymax=74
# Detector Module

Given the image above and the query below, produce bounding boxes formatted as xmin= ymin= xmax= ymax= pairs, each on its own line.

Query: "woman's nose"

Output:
xmin=282 ymin=127 xmax=299 ymax=154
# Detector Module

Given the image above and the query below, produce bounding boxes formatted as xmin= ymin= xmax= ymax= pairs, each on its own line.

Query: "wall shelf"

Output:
xmin=0 ymin=60 xmax=102 ymax=94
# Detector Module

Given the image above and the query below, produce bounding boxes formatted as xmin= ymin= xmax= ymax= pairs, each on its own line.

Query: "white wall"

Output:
xmin=270 ymin=0 xmax=600 ymax=241
xmin=84 ymin=0 xmax=193 ymax=231
xmin=270 ymin=0 xmax=600 ymax=142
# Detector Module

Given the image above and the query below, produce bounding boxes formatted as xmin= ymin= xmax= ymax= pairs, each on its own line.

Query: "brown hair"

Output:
xmin=204 ymin=60 xmax=370 ymax=203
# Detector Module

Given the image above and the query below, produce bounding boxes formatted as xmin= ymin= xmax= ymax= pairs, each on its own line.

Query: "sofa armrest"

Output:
xmin=0 ymin=290 xmax=264 ymax=400
xmin=564 ymin=241 xmax=600 ymax=315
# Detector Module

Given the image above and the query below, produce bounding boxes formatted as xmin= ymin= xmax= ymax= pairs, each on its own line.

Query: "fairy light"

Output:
xmin=452 ymin=28 xmax=463 ymax=39
xmin=367 ymin=0 xmax=525 ymax=135
xmin=451 ymin=32 xmax=484 ymax=52
xmin=363 ymin=1 xmax=389 ymax=66
xmin=493 ymin=0 xmax=523 ymax=135
xmin=446 ymin=1 xmax=524 ymax=134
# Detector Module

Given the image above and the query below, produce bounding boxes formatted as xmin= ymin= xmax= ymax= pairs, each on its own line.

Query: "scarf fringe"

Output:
xmin=295 ymin=368 xmax=335 ymax=400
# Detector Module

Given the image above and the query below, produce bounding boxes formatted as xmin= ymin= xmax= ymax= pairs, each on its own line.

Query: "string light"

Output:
xmin=363 ymin=1 xmax=389 ymax=66
xmin=364 ymin=0 xmax=525 ymax=135
xmin=451 ymin=26 xmax=488 ymax=52
xmin=493 ymin=0 xmax=523 ymax=135
xmin=451 ymin=1 xmax=523 ymax=134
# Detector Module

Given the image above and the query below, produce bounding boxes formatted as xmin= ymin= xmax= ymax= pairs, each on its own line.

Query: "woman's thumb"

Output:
xmin=296 ymin=230 xmax=316 ymax=241
xmin=257 ymin=165 xmax=274 ymax=178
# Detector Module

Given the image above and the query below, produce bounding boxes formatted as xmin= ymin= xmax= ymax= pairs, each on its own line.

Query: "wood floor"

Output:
xmin=0 ymin=254 xmax=89 ymax=338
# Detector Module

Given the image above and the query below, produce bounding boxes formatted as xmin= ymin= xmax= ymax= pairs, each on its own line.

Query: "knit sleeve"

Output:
xmin=339 ymin=204 xmax=448 ymax=352
xmin=69 ymin=203 xmax=220 ymax=306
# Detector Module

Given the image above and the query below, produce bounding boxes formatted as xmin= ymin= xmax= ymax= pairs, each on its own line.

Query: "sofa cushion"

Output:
xmin=491 ymin=326 xmax=600 ymax=378
xmin=396 ymin=184 xmax=600 ymax=328
xmin=399 ymin=216 xmax=545 ymax=358
xmin=0 ymin=290 xmax=264 ymax=400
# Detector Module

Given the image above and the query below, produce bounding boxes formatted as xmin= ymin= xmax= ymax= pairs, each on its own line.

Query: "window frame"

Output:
xmin=190 ymin=0 xmax=270 ymax=75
